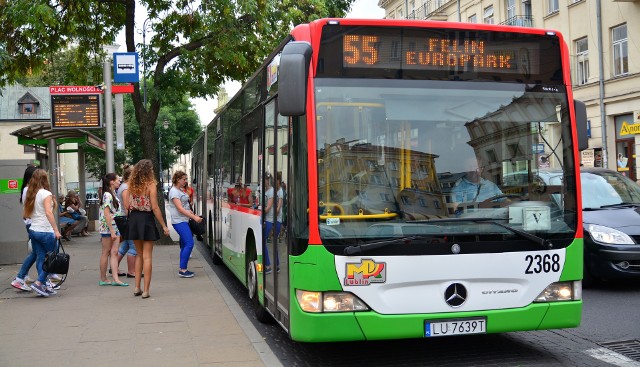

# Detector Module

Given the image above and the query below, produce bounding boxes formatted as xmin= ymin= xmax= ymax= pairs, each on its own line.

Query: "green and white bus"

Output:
xmin=191 ymin=18 xmax=588 ymax=342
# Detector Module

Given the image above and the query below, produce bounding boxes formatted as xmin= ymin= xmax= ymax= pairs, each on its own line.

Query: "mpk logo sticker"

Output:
xmin=344 ymin=259 xmax=386 ymax=286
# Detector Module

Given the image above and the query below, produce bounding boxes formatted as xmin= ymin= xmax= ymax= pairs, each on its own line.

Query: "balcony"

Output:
xmin=407 ymin=0 xmax=449 ymax=20
xmin=500 ymin=15 xmax=534 ymax=28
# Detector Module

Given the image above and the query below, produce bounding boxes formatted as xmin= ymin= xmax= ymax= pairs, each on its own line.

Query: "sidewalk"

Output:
xmin=0 ymin=226 xmax=281 ymax=367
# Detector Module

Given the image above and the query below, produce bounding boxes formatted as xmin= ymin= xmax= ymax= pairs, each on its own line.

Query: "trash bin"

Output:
xmin=85 ymin=200 xmax=100 ymax=221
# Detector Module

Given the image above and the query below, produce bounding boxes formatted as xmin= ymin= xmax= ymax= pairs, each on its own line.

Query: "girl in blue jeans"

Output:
xmin=168 ymin=171 xmax=202 ymax=278
xmin=11 ymin=165 xmax=38 ymax=292
xmin=22 ymin=169 xmax=61 ymax=297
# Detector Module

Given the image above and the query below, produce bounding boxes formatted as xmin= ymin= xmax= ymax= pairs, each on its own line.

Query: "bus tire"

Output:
xmin=247 ymin=258 xmax=271 ymax=323
xmin=212 ymin=245 xmax=223 ymax=265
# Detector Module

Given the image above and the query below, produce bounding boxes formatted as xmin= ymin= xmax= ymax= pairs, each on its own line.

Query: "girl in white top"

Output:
xmin=10 ymin=166 xmax=38 ymax=292
xmin=22 ymin=169 xmax=61 ymax=297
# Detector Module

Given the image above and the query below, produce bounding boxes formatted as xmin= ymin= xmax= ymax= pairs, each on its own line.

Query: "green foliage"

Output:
xmin=1 ymin=0 xmax=354 ymax=175
xmin=83 ymin=91 xmax=202 ymax=179
xmin=0 ymin=0 xmax=125 ymax=87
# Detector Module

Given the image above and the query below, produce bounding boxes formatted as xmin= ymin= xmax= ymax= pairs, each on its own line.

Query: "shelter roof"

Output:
xmin=11 ymin=123 xmax=106 ymax=152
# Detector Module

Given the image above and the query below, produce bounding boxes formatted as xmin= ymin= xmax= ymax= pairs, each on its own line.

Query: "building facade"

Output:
xmin=377 ymin=0 xmax=640 ymax=179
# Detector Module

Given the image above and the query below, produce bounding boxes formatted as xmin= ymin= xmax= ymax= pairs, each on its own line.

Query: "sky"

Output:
xmin=115 ymin=0 xmax=384 ymax=125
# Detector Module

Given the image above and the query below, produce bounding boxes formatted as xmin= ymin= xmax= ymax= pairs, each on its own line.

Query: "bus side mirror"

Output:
xmin=278 ymin=41 xmax=312 ymax=117
xmin=574 ymin=100 xmax=588 ymax=151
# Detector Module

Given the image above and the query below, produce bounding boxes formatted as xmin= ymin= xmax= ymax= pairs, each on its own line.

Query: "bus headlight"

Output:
xmin=296 ymin=290 xmax=370 ymax=313
xmin=534 ymin=281 xmax=581 ymax=302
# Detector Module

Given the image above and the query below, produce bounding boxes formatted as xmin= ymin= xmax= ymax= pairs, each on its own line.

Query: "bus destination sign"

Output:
xmin=51 ymin=94 xmax=101 ymax=129
xmin=342 ymin=34 xmax=538 ymax=75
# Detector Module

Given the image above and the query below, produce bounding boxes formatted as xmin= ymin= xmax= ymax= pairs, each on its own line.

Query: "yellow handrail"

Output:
xmin=319 ymin=207 xmax=398 ymax=220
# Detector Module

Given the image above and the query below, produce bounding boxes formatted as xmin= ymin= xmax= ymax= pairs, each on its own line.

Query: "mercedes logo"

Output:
xmin=444 ymin=283 xmax=467 ymax=308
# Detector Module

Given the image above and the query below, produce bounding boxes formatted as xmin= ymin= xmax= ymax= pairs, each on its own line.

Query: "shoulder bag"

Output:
xmin=43 ymin=240 xmax=70 ymax=286
xmin=114 ymin=215 xmax=129 ymax=235
xmin=189 ymin=215 xmax=206 ymax=236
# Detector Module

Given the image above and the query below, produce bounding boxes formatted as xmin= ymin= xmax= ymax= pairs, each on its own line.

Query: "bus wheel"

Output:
xmin=212 ymin=242 xmax=223 ymax=265
xmin=247 ymin=259 xmax=271 ymax=323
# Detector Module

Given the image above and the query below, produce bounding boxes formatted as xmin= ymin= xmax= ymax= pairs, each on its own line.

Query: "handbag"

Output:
xmin=114 ymin=215 xmax=128 ymax=234
xmin=43 ymin=240 xmax=70 ymax=279
xmin=189 ymin=216 xmax=206 ymax=236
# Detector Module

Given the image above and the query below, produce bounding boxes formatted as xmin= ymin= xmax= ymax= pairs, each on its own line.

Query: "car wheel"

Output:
xmin=582 ymin=260 xmax=596 ymax=288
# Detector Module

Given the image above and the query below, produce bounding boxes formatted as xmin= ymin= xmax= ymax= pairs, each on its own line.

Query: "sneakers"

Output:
xmin=11 ymin=278 xmax=31 ymax=292
xmin=45 ymin=285 xmax=57 ymax=295
xmin=30 ymin=282 xmax=49 ymax=297
xmin=178 ymin=270 xmax=195 ymax=278
xmin=46 ymin=279 xmax=61 ymax=290
xmin=49 ymin=274 xmax=62 ymax=282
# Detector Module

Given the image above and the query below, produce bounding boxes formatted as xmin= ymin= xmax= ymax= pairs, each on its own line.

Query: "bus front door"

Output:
xmin=263 ymin=100 xmax=290 ymax=327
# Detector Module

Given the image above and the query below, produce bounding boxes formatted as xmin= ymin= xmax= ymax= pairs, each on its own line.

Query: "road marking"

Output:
xmin=585 ymin=347 xmax=640 ymax=367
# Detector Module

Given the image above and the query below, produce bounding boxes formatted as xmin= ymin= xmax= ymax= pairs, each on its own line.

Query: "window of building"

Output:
xmin=484 ymin=6 xmax=494 ymax=24
xmin=612 ymin=24 xmax=628 ymax=76
xmin=468 ymin=14 xmax=477 ymax=23
xmin=23 ymin=145 xmax=36 ymax=153
xmin=17 ymin=92 xmax=40 ymax=115
xmin=21 ymin=103 xmax=36 ymax=114
xmin=547 ymin=0 xmax=559 ymax=14
xmin=506 ymin=0 xmax=516 ymax=20
xmin=575 ymin=37 xmax=589 ymax=85
xmin=397 ymin=7 xmax=404 ymax=19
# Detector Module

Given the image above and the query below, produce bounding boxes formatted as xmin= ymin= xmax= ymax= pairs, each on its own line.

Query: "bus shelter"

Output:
xmin=0 ymin=123 xmax=105 ymax=264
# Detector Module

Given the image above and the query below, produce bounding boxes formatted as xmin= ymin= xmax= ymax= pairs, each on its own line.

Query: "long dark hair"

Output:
xmin=20 ymin=165 xmax=38 ymax=204
xmin=100 ymin=173 xmax=120 ymax=211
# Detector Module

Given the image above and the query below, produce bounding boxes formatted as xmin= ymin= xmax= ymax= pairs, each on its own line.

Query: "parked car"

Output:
xmin=579 ymin=168 xmax=640 ymax=285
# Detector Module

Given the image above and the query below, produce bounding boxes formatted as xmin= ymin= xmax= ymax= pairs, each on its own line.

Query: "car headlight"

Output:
xmin=534 ymin=281 xmax=581 ymax=302
xmin=587 ymin=224 xmax=635 ymax=245
xmin=296 ymin=290 xmax=370 ymax=313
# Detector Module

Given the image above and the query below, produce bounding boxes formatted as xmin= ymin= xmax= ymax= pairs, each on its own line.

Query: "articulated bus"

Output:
xmin=191 ymin=18 xmax=588 ymax=342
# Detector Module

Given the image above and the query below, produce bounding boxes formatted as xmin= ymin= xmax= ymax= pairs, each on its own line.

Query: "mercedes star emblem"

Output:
xmin=444 ymin=283 xmax=467 ymax=307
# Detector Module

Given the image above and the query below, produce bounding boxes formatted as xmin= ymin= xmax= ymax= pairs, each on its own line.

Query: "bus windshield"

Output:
xmin=314 ymin=78 xmax=577 ymax=252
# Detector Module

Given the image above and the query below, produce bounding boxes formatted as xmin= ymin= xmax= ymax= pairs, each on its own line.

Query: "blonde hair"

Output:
xmin=23 ymin=169 xmax=56 ymax=218
xmin=128 ymin=159 xmax=157 ymax=195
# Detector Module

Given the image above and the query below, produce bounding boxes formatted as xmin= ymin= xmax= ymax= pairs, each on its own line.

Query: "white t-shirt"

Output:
xmin=28 ymin=188 xmax=54 ymax=233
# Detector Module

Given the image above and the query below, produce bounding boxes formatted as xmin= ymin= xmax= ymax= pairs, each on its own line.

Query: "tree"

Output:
xmin=1 ymin=0 xmax=354 ymax=171
xmin=2 ymin=0 xmax=354 ymax=241
xmin=22 ymin=49 xmax=202 ymax=181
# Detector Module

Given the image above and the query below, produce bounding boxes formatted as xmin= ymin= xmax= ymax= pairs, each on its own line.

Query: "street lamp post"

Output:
xmin=158 ymin=119 xmax=169 ymax=187
xmin=138 ymin=18 xmax=153 ymax=107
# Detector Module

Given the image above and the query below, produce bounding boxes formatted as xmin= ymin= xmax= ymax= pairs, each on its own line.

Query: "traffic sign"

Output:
xmin=113 ymin=52 xmax=140 ymax=83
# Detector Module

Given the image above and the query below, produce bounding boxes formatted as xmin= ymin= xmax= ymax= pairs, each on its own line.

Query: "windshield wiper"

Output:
xmin=598 ymin=202 xmax=640 ymax=209
xmin=344 ymin=236 xmax=421 ymax=255
xmin=411 ymin=218 xmax=553 ymax=250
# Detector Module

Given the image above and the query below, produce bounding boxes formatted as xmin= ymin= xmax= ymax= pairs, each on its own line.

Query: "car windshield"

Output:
xmin=581 ymin=171 xmax=640 ymax=209
xmin=314 ymin=78 xmax=578 ymax=253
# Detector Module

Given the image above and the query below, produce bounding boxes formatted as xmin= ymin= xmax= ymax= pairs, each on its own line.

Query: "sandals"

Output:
xmin=141 ymin=292 xmax=150 ymax=299
xmin=133 ymin=288 xmax=142 ymax=296
xmin=99 ymin=281 xmax=112 ymax=286
xmin=112 ymin=281 xmax=129 ymax=287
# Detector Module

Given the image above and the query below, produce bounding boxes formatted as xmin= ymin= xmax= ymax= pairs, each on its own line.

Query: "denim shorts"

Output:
xmin=118 ymin=240 xmax=137 ymax=256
